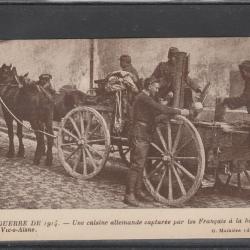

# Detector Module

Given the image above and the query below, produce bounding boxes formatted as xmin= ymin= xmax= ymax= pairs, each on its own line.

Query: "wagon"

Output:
xmin=56 ymin=52 xmax=250 ymax=206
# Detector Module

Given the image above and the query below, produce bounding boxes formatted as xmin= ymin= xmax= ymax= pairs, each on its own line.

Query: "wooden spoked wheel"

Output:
xmin=143 ymin=115 xmax=205 ymax=206
xmin=57 ymin=106 xmax=110 ymax=179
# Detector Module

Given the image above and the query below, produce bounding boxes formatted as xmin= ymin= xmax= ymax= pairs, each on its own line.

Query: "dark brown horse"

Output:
xmin=0 ymin=64 xmax=54 ymax=166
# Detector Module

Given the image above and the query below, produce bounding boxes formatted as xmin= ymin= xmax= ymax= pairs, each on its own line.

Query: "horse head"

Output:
xmin=0 ymin=63 xmax=12 ymax=71
xmin=0 ymin=64 xmax=28 ymax=88
xmin=15 ymin=72 xmax=33 ymax=89
xmin=0 ymin=63 xmax=13 ymax=82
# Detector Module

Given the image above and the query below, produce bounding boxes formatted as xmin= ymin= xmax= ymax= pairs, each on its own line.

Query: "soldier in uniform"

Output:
xmin=123 ymin=78 xmax=189 ymax=207
xmin=221 ymin=60 xmax=250 ymax=113
xmin=119 ymin=54 xmax=142 ymax=91
xmin=37 ymin=74 xmax=55 ymax=94
xmin=151 ymin=47 xmax=202 ymax=104
xmin=213 ymin=60 xmax=250 ymax=184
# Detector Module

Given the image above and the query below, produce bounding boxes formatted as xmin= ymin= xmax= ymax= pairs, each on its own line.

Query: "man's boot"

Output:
xmin=135 ymin=171 xmax=154 ymax=202
xmin=124 ymin=170 xmax=141 ymax=207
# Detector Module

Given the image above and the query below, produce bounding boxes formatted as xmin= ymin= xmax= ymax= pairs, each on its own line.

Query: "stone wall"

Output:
xmin=0 ymin=39 xmax=91 ymax=92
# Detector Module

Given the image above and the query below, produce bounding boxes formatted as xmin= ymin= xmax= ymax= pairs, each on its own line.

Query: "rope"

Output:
xmin=115 ymin=91 xmax=122 ymax=123
xmin=113 ymin=91 xmax=124 ymax=133
xmin=118 ymin=91 xmax=122 ymax=121
xmin=0 ymin=96 xmax=57 ymax=138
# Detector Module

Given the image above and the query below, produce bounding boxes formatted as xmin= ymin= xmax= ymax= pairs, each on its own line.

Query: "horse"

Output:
xmin=0 ymin=64 xmax=55 ymax=166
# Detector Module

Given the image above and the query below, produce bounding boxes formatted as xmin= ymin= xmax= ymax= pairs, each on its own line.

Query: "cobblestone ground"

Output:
xmin=0 ymin=131 xmax=250 ymax=209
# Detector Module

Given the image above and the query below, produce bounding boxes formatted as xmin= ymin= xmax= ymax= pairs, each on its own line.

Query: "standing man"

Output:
xmin=151 ymin=47 xmax=201 ymax=103
xmin=124 ymin=78 xmax=189 ymax=207
xmin=213 ymin=60 xmax=250 ymax=185
xmin=221 ymin=60 xmax=250 ymax=113
xmin=119 ymin=54 xmax=142 ymax=91
xmin=38 ymin=74 xmax=54 ymax=92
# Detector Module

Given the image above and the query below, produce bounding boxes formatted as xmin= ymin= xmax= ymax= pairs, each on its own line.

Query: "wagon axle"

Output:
xmin=162 ymin=154 xmax=172 ymax=163
xmin=77 ymin=138 xmax=87 ymax=146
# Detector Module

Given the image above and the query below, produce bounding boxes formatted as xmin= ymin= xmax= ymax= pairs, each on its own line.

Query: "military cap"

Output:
xmin=39 ymin=74 xmax=52 ymax=81
xmin=168 ymin=47 xmax=179 ymax=58
xmin=239 ymin=60 xmax=250 ymax=72
xmin=119 ymin=54 xmax=132 ymax=63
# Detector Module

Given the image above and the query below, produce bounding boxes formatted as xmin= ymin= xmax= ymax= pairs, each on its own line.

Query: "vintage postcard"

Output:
xmin=0 ymin=37 xmax=250 ymax=241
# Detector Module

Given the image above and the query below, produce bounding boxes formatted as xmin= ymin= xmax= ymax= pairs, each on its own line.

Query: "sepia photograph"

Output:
xmin=0 ymin=37 xmax=250 ymax=210
xmin=0 ymin=2 xmax=250 ymax=243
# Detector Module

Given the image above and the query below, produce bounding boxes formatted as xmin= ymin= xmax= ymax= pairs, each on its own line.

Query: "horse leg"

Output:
xmin=40 ymin=124 xmax=46 ymax=156
xmin=40 ymin=137 xmax=46 ymax=156
xmin=5 ymin=115 xmax=15 ymax=158
xmin=45 ymin=120 xmax=54 ymax=166
xmin=31 ymin=121 xmax=43 ymax=165
xmin=40 ymin=132 xmax=45 ymax=157
xmin=16 ymin=122 xmax=25 ymax=157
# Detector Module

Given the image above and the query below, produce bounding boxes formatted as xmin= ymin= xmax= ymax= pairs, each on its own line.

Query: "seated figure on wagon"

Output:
xmin=218 ymin=60 xmax=250 ymax=116
xmin=150 ymin=47 xmax=202 ymax=108
xmin=216 ymin=61 xmax=250 ymax=146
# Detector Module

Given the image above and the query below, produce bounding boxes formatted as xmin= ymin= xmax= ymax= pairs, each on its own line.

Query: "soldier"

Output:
xmin=37 ymin=74 xmax=55 ymax=94
xmin=123 ymin=78 xmax=189 ymax=207
xmin=119 ymin=54 xmax=142 ymax=91
xmin=38 ymin=74 xmax=52 ymax=88
xmin=221 ymin=60 xmax=250 ymax=113
xmin=151 ymin=47 xmax=201 ymax=103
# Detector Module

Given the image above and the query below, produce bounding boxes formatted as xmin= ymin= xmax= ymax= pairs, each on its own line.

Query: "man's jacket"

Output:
xmin=151 ymin=61 xmax=200 ymax=98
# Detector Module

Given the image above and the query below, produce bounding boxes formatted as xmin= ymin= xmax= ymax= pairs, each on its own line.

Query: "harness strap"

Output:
xmin=37 ymin=85 xmax=54 ymax=103
xmin=0 ymin=96 xmax=56 ymax=138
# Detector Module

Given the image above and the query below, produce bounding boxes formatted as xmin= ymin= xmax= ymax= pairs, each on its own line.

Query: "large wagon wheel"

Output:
xmin=57 ymin=106 xmax=110 ymax=179
xmin=143 ymin=115 xmax=205 ymax=206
